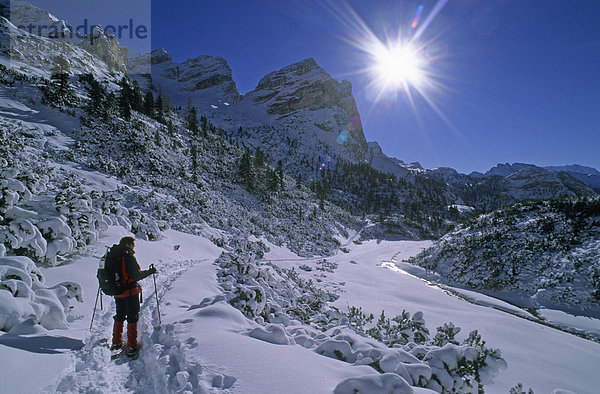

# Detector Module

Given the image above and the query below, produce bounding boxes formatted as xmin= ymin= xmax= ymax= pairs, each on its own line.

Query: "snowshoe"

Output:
xmin=126 ymin=344 xmax=141 ymax=360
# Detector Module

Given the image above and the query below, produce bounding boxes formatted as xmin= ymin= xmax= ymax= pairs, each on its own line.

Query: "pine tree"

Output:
xmin=42 ymin=54 xmax=77 ymax=108
xmin=131 ymin=81 xmax=144 ymax=112
xmin=190 ymin=144 xmax=199 ymax=182
xmin=267 ymin=168 xmax=279 ymax=192
xmin=238 ymin=150 xmax=255 ymax=190
xmin=155 ymin=94 xmax=165 ymax=123
xmin=254 ymin=147 xmax=265 ymax=168
xmin=276 ymin=160 xmax=284 ymax=190
xmin=167 ymin=119 xmax=175 ymax=136
xmin=316 ymin=179 xmax=330 ymax=210
xmin=144 ymin=91 xmax=155 ymax=118
xmin=186 ymin=105 xmax=200 ymax=134
xmin=154 ymin=129 xmax=161 ymax=146
xmin=80 ymin=73 xmax=107 ymax=118
xmin=119 ymin=93 xmax=132 ymax=121
xmin=104 ymin=92 xmax=117 ymax=120
xmin=201 ymin=115 xmax=208 ymax=132
xmin=118 ymin=77 xmax=134 ymax=104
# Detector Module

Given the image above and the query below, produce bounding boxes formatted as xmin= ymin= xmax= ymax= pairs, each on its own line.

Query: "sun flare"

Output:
xmin=372 ymin=42 xmax=425 ymax=89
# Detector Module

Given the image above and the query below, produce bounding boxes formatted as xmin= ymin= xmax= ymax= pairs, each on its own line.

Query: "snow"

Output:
xmin=1 ymin=8 xmax=599 ymax=392
xmin=2 ymin=218 xmax=598 ymax=393
xmin=0 ymin=103 xmax=597 ymax=394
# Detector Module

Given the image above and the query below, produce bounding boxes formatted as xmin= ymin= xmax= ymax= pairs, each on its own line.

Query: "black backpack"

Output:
xmin=97 ymin=248 xmax=125 ymax=296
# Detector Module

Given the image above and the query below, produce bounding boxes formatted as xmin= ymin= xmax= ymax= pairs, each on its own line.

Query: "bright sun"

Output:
xmin=372 ymin=42 xmax=425 ymax=90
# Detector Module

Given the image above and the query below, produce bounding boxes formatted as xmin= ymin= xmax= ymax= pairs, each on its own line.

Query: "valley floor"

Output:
xmin=1 ymin=227 xmax=600 ymax=393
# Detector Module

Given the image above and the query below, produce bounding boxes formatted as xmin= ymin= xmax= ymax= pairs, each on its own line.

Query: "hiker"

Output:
xmin=107 ymin=236 xmax=157 ymax=356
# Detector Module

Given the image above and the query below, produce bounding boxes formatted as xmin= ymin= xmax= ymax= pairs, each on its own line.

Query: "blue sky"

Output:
xmin=26 ymin=0 xmax=600 ymax=174
xmin=150 ymin=0 xmax=600 ymax=174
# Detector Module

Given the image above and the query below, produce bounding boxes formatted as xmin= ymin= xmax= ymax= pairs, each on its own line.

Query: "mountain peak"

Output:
xmin=283 ymin=57 xmax=319 ymax=74
xmin=151 ymin=48 xmax=172 ymax=64
xmin=254 ymin=57 xmax=324 ymax=91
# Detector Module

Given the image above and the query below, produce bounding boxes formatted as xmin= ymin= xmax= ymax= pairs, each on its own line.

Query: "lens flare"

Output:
xmin=411 ymin=4 xmax=424 ymax=29
xmin=337 ymin=129 xmax=350 ymax=145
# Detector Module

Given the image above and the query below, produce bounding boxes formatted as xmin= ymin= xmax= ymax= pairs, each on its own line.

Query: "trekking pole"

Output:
xmin=151 ymin=264 xmax=162 ymax=325
xmin=90 ymin=285 xmax=101 ymax=331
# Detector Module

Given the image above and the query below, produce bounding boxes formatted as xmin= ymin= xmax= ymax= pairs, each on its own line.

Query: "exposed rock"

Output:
xmin=545 ymin=165 xmax=600 ymax=192
xmin=148 ymin=52 xmax=242 ymax=106
xmin=486 ymin=162 xmax=537 ymax=177
xmin=77 ymin=25 xmax=128 ymax=73
xmin=504 ymin=167 xmax=594 ymax=200
xmin=367 ymin=141 xmax=422 ymax=179
xmin=241 ymin=58 xmax=368 ymax=163
xmin=252 ymin=58 xmax=349 ymax=115
xmin=150 ymin=48 xmax=172 ymax=65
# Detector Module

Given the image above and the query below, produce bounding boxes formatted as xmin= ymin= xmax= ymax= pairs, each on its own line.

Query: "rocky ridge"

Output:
xmin=235 ymin=57 xmax=368 ymax=163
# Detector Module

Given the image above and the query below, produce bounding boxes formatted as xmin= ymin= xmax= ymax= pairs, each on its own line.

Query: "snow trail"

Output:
xmin=50 ymin=257 xmax=226 ymax=393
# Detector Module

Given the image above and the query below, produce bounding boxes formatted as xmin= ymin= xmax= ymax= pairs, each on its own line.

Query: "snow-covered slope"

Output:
xmin=0 ymin=15 xmax=119 ymax=81
xmin=486 ymin=162 xmax=600 ymax=193
xmin=409 ymin=196 xmax=600 ymax=319
xmin=3 ymin=0 xmax=74 ymax=41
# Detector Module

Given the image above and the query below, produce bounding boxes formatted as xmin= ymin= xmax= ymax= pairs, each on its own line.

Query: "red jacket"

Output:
xmin=106 ymin=245 xmax=149 ymax=298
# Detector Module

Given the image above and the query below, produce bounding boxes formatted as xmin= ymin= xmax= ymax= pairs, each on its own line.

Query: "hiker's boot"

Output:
xmin=111 ymin=321 xmax=124 ymax=350
xmin=127 ymin=322 xmax=139 ymax=357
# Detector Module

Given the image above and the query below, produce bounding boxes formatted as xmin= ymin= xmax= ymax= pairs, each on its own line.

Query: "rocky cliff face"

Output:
xmin=240 ymin=58 xmax=368 ymax=163
xmin=252 ymin=58 xmax=348 ymax=114
xmin=504 ymin=167 xmax=594 ymax=200
xmin=0 ymin=0 xmax=127 ymax=77
xmin=367 ymin=141 xmax=422 ymax=179
xmin=145 ymin=50 xmax=242 ymax=108
xmin=77 ymin=26 xmax=128 ymax=73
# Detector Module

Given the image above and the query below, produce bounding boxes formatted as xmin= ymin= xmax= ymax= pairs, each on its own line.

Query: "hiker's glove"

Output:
xmin=148 ymin=265 xmax=157 ymax=274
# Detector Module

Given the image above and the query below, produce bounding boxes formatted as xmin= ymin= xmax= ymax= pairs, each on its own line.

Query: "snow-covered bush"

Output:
xmin=216 ymin=240 xmax=506 ymax=393
xmin=366 ymin=310 xmax=430 ymax=347
xmin=333 ymin=373 xmax=415 ymax=394
xmin=216 ymin=242 xmax=338 ymax=324
xmin=0 ymin=256 xmax=82 ymax=331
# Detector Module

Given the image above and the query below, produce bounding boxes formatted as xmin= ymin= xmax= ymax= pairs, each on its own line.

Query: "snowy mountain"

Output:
xmin=136 ymin=48 xmax=242 ymax=111
xmin=2 ymin=0 xmax=74 ymax=40
xmin=0 ymin=15 xmax=120 ymax=81
xmin=125 ymin=46 xmax=599 ymax=222
xmin=367 ymin=141 xmax=424 ymax=179
xmin=1 ymin=2 xmax=600 ymax=393
xmin=485 ymin=162 xmax=537 ymax=177
xmin=484 ymin=162 xmax=600 ymax=193
xmin=545 ymin=164 xmax=600 ymax=192
xmin=239 ymin=57 xmax=367 ymax=162
xmin=140 ymin=51 xmax=368 ymax=172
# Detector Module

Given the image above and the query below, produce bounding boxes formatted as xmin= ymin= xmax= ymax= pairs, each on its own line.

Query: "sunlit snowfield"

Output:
xmin=3 ymin=222 xmax=599 ymax=393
